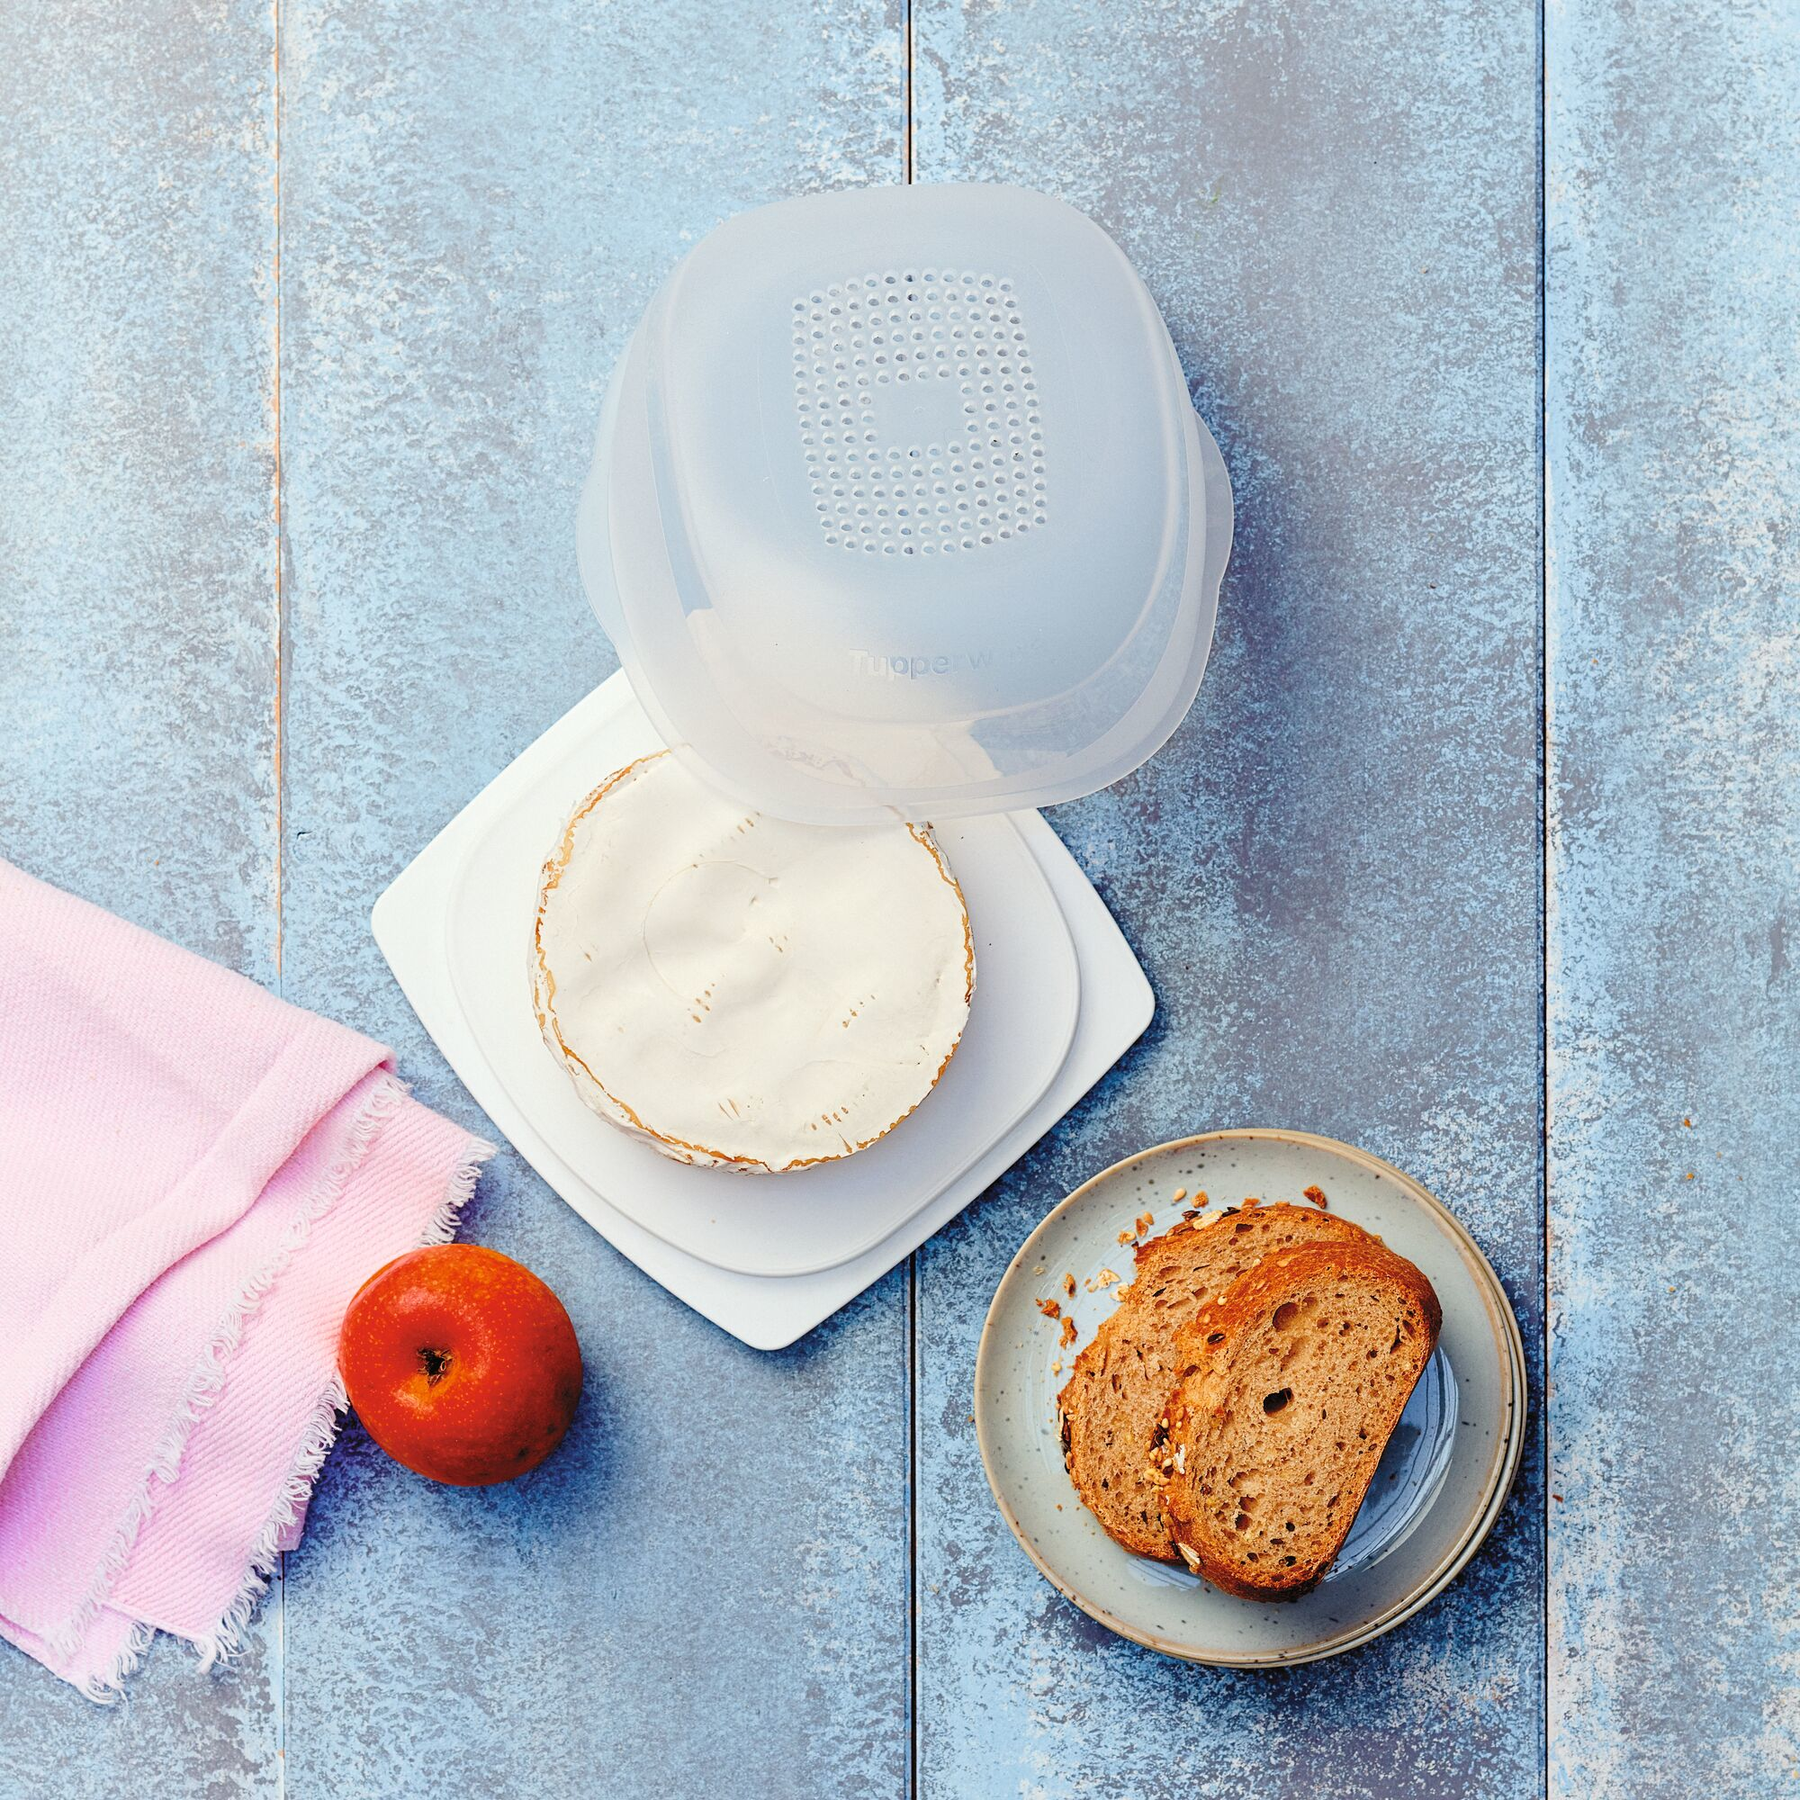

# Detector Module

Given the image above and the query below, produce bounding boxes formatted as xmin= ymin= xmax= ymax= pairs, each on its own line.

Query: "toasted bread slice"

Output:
xmin=1056 ymin=1202 xmax=1372 ymax=1559
xmin=1156 ymin=1237 xmax=1441 ymax=1598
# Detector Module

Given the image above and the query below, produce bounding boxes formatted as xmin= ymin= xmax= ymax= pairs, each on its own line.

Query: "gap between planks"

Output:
xmin=270 ymin=0 xmax=289 ymax=1791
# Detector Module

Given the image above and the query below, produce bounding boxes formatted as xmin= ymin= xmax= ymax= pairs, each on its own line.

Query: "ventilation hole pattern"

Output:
xmin=791 ymin=268 xmax=1046 ymax=556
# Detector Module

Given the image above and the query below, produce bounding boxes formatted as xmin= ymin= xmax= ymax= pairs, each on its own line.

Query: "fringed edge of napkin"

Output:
xmin=68 ymin=1076 xmax=492 ymax=1700
xmin=184 ymin=1130 xmax=489 ymax=1679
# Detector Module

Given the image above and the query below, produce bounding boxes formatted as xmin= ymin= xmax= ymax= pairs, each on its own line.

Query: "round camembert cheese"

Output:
xmin=531 ymin=751 xmax=974 ymax=1173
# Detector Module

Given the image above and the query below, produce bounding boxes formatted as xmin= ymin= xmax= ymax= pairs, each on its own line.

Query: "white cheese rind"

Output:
xmin=531 ymin=752 xmax=974 ymax=1173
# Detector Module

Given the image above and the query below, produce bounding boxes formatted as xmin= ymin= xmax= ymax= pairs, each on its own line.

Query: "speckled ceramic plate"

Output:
xmin=975 ymin=1129 xmax=1525 ymax=1665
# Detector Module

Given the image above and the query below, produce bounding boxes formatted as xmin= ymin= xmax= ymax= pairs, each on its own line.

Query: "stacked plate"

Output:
xmin=373 ymin=672 xmax=1154 ymax=1348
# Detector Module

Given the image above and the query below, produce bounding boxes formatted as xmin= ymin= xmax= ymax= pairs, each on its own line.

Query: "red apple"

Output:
xmin=339 ymin=1244 xmax=583 ymax=1486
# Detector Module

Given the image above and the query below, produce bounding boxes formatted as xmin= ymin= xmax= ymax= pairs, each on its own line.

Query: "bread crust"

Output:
xmin=1156 ymin=1238 xmax=1442 ymax=1599
xmin=1056 ymin=1203 xmax=1371 ymax=1559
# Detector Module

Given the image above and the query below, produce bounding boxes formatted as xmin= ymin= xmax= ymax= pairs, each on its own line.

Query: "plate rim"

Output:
xmin=973 ymin=1125 xmax=1529 ymax=1668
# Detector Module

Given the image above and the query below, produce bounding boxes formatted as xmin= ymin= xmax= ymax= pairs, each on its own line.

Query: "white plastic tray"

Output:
xmin=441 ymin=686 xmax=1077 ymax=1276
xmin=373 ymin=673 xmax=1154 ymax=1347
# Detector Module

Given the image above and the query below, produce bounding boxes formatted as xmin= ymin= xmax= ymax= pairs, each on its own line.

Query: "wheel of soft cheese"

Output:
xmin=531 ymin=751 xmax=975 ymax=1173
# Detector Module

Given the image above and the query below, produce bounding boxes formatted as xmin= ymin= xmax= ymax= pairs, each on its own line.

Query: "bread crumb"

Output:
xmin=1061 ymin=1272 xmax=1076 ymax=1297
xmin=1116 ymin=1228 xmax=1134 ymax=1244
xmin=1134 ymin=1210 xmax=1154 ymax=1237
xmin=1303 ymin=1184 xmax=1329 ymax=1210
xmin=1059 ymin=1316 xmax=1078 ymax=1348
xmin=1085 ymin=1267 xmax=1122 ymax=1291
xmin=1051 ymin=1359 xmax=1063 ymax=1375
xmin=1552 ymin=1493 xmax=1564 ymax=1502
xmin=1036 ymin=1297 xmax=1061 ymax=1319
xmin=1682 ymin=1117 xmax=1692 ymax=1127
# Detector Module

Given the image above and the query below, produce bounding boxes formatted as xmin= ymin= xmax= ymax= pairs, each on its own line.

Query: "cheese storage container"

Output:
xmin=576 ymin=182 xmax=1232 ymax=825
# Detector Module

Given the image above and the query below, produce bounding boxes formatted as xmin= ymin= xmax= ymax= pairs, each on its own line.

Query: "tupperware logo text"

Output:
xmin=852 ymin=649 xmax=994 ymax=680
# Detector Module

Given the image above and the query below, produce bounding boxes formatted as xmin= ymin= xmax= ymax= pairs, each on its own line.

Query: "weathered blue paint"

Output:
xmin=1546 ymin=3 xmax=1800 ymax=1796
xmin=274 ymin=4 xmax=911 ymax=1797
xmin=0 ymin=0 xmax=281 ymax=1790
xmin=911 ymin=0 xmax=1545 ymax=1794
xmin=4 ymin=0 xmax=1795 ymax=1792
xmin=0 ymin=0 xmax=279 ymax=982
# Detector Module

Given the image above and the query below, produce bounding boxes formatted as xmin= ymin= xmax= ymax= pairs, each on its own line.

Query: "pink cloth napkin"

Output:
xmin=0 ymin=858 xmax=493 ymax=1698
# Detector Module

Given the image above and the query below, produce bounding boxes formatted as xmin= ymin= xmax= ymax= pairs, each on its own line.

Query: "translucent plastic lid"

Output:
xmin=577 ymin=183 xmax=1231 ymax=824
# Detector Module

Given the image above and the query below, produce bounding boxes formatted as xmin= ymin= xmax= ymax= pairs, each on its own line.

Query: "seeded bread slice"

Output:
xmin=1056 ymin=1203 xmax=1371 ymax=1559
xmin=1156 ymin=1237 xmax=1441 ymax=1599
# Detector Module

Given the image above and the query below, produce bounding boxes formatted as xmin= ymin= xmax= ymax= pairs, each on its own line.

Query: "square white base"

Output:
xmin=373 ymin=674 xmax=1152 ymax=1348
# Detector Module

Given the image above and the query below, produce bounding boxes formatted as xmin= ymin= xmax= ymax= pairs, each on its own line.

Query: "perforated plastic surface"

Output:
xmin=792 ymin=269 xmax=1047 ymax=557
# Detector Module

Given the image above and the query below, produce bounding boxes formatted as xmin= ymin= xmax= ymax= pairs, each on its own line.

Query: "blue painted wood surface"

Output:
xmin=912 ymin=1 xmax=1545 ymax=1793
xmin=0 ymin=0 xmax=282 ymax=1789
xmin=0 ymin=0 xmax=1793 ymax=1794
xmin=1546 ymin=3 xmax=1800 ymax=1795
xmin=275 ymin=7 xmax=909 ymax=1798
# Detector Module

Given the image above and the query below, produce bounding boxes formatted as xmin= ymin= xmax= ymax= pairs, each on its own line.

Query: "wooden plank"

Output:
xmin=0 ymin=0 xmax=279 ymax=980
xmin=272 ymin=3 xmax=911 ymax=1795
xmin=0 ymin=0 xmax=280 ymax=1788
xmin=1546 ymin=4 xmax=1800 ymax=1795
xmin=910 ymin=3 xmax=1545 ymax=1795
